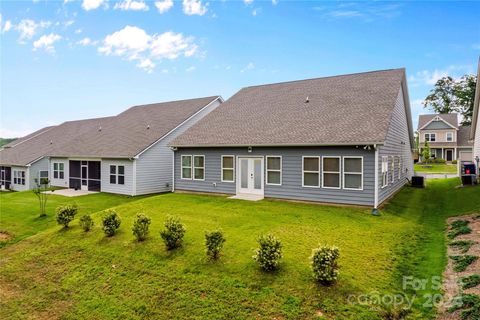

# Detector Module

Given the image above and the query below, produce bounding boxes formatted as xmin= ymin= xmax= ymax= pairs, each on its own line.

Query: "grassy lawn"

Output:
xmin=414 ymin=163 xmax=458 ymax=174
xmin=0 ymin=191 xmax=148 ymax=246
xmin=0 ymin=179 xmax=479 ymax=319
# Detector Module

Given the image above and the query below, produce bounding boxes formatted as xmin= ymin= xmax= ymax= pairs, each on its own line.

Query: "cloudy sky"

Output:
xmin=1 ymin=0 xmax=479 ymax=138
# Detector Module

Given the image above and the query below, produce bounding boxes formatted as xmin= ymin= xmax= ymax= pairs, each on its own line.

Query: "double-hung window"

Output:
xmin=446 ymin=132 xmax=453 ymax=142
xmin=381 ymin=156 xmax=388 ymax=188
xmin=221 ymin=156 xmax=234 ymax=182
xmin=322 ymin=157 xmax=340 ymax=189
xmin=53 ymin=162 xmax=64 ymax=179
xmin=193 ymin=156 xmax=205 ymax=180
xmin=266 ymin=156 xmax=282 ymax=185
xmin=398 ymin=156 xmax=402 ymax=180
xmin=13 ymin=170 xmax=26 ymax=185
xmin=110 ymin=165 xmax=125 ymax=185
xmin=181 ymin=155 xmax=192 ymax=179
xmin=343 ymin=157 xmax=363 ymax=190
xmin=390 ymin=156 xmax=395 ymax=183
xmin=39 ymin=170 xmax=49 ymax=185
xmin=303 ymin=157 xmax=320 ymax=187
xmin=425 ymin=133 xmax=436 ymax=142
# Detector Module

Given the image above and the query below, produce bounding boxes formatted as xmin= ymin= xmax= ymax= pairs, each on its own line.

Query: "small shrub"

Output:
xmin=451 ymin=220 xmax=469 ymax=229
xmin=160 ymin=217 xmax=185 ymax=250
xmin=55 ymin=204 xmax=78 ymax=228
xmin=311 ymin=245 xmax=340 ymax=285
xmin=102 ymin=210 xmax=121 ymax=237
xmin=132 ymin=213 xmax=151 ymax=241
xmin=449 ymin=294 xmax=480 ymax=320
xmin=460 ymin=275 xmax=480 ymax=290
xmin=79 ymin=214 xmax=94 ymax=232
xmin=449 ymin=240 xmax=475 ymax=253
xmin=253 ymin=234 xmax=282 ymax=271
xmin=450 ymin=255 xmax=478 ymax=272
xmin=205 ymin=230 xmax=226 ymax=260
xmin=448 ymin=226 xmax=472 ymax=239
xmin=452 ymin=160 xmax=458 ymax=165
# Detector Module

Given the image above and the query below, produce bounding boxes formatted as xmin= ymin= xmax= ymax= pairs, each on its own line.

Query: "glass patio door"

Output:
xmin=238 ymin=157 xmax=263 ymax=195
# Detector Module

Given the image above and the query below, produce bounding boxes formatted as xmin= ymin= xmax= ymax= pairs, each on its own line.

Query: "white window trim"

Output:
xmin=266 ymin=156 xmax=282 ymax=186
xmin=302 ymin=156 xmax=320 ymax=188
xmin=321 ymin=156 xmax=341 ymax=189
xmin=13 ymin=170 xmax=26 ymax=185
xmin=53 ymin=162 xmax=64 ymax=180
xmin=181 ymin=155 xmax=193 ymax=180
xmin=109 ymin=165 xmax=125 ymax=185
xmin=425 ymin=133 xmax=436 ymax=142
xmin=397 ymin=156 xmax=402 ymax=180
xmin=39 ymin=170 xmax=49 ymax=181
xmin=343 ymin=156 xmax=363 ymax=191
xmin=221 ymin=155 xmax=235 ymax=183
xmin=390 ymin=156 xmax=395 ymax=183
xmin=193 ymin=155 xmax=205 ymax=181
xmin=446 ymin=132 xmax=453 ymax=142
xmin=381 ymin=156 xmax=388 ymax=188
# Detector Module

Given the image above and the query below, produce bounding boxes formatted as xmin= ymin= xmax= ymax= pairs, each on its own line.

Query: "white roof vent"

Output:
xmin=305 ymin=96 xmax=309 ymax=103
xmin=147 ymin=125 xmax=150 ymax=130
xmin=98 ymin=126 xmax=102 ymax=132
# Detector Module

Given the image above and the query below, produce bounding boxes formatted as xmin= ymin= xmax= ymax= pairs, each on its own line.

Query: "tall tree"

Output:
xmin=423 ymin=74 xmax=477 ymax=125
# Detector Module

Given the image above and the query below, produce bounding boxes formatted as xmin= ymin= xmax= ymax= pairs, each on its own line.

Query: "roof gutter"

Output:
xmin=170 ymin=141 xmax=385 ymax=148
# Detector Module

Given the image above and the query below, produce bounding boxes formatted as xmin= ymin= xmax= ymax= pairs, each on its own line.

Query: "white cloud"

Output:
xmin=2 ymin=20 xmax=12 ymax=33
xmin=272 ymin=0 xmax=278 ymax=5
xmin=408 ymin=65 xmax=474 ymax=87
xmin=14 ymin=19 xmax=52 ymax=43
xmin=75 ymin=28 xmax=82 ymax=34
xmin=155 ymin=0 xmax=173 ymax=14
xmin=76 ymin=37 xmax=97 ymax=46
xmin=319 ymin=3 xmax=401 ymax=22
xmin=98 ymin=25 xmax=199 ymax=72
xmin=252 ymin=8 xmax=261 ymax=16
xmin=33 ymin=33 xmax=62 ymax=53
xmin=183 ymin=0 xmax=207 ymax=16
xmin=240 ymin=62 xmax=254 ymax=73
xmin=64 ymin=20 xmax=75 ymax=27
xmin=114 ymin=0 xmax=149 ymax=11
xmin=186 ymin=66 xmax=196 ymax=72
xmin=82 ymin=0 xmax=107 ymax=11
xmin=244 ymin=0 xmax=253 ymax=5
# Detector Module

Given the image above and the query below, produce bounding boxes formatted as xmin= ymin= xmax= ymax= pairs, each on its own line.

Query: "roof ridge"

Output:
xmin=123 ymin=95 xmax=220 ymax=111
xmin=242 ymin=68 xmax=405 ymax=90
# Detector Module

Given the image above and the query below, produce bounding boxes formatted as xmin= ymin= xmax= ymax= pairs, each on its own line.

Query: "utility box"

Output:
xmin=411 ymin=176 xmax=425 ymax=188
xmin=461 ymin=163 xmax=477 ymax=186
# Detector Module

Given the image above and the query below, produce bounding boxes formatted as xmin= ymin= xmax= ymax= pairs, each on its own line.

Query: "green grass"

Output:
xmin=449 ymin=294 xmax=480 ymax=320
xmin=450 ymin=256 xmax=478 ymax=272
xmin=414 ymin=163 xmax=458 ymax=173
xmin=460 ymin=275 xmax=480 ymax=290
xmin=0 ymin=179 xmax=479 ymax=319
xmin=0 ymin=191 xmax=148 ymax=246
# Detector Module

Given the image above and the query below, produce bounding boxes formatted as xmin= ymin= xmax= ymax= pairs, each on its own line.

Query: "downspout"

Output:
xmin=372 ymin=144 xmax=380 ymax=216
xmin=171 ymin=148 xmax=175 ymax=192
xmin=132 ymin=158 xmax=137 ymax=197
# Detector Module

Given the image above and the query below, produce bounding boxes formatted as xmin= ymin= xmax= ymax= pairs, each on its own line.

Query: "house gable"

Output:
xmin=422 ymin=120 xmax=455 ymax=130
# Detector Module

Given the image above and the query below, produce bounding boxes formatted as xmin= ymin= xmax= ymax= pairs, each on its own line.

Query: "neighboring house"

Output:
xmin=417 ymin=114 xmax=473 ymax=163
xmin=0 ymin=96 xmax=222 ymax=194
xmin=471 ymin=58 xmax=480 ymax=175
xmin=170 ymin=69 xmax=415 ymax=210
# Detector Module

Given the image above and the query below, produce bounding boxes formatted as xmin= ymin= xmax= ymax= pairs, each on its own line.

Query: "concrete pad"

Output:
xmin=416 ymin=173 xmax=458 ymax=179
xmin=229 ymin=194 xmax=264 ymax=201
xmin=43 ymin=189 xmax=98 ymax=197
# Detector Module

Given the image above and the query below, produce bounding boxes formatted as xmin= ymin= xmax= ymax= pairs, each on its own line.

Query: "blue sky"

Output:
xmin=1 ymin=0 xmax=479 ymax=138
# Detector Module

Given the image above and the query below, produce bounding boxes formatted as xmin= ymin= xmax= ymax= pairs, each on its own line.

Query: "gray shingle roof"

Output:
xmin=3 ymin=126 xmax=56 ymax=148
xmin=418 ymin=114 xmax=459 ymax=130
xmin=171 ymin=69 xmax=407 ymax=147
xmin=457 ymin=126 xmax=473 ymax=146
xmin=0 ymin=96 xmax=220 ymax=166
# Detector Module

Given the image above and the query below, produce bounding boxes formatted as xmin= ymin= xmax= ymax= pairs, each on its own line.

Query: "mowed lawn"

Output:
xmin=0 ymin=180 xmax=479 ymax=319
xmin=414 ymin=163 xmax=458 ymax=174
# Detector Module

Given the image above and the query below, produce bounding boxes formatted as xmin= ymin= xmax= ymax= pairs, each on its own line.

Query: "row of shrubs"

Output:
xmin=55 ymin=205 xmax=340 ymax=285
xmin=419 ymin=158 xmax=457 ymax=165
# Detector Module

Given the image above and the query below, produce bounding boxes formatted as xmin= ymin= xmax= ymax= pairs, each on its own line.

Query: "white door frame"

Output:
xmin=81 ymin=162 xmax=88 ymax=191
xmin=445 ymin=149 xmax=454 ymax=162
xmin=236 ymin=156 xmax=264 ymax=196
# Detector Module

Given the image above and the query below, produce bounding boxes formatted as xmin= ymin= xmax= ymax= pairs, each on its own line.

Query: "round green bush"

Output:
xmin=311 ymin=245 xmax=340 ymax=285
xmin=79 ymin=214 xmax=94 ymax=232
xmin=102 ymin=210 xmax=121 ymax=237
xmin=253 ymin=234 xmax=282 ymax=271
xmin=55 ymin=204 xmax=78 ymax=228
xmin=160 ymin=216 xmax=185 ymax=250
xmin=205 ymin=230 xmax=226 ymax=260
xmin=132 ymin=213 xmax=151 ymax=241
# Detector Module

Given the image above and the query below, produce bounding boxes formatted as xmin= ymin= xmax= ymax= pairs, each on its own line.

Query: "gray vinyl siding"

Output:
xmin=378 ymin=87 xmax=414 ymax=205
xmin=135 ymin=98 xmax=222 ymax=195
xmin=422 ymin=121 xmax=453 ymax=130
xmin=49 ymin=157 xmax=70 ymax=188
xmin=29 ymin=157 xmax=50 ymax=188
xmin=10 ymin=165 xmax=29 ymax=191
xmin=175 ymin=146 xmax=375 ymax=206
xmin=101 ymin=159 xmax=134 ymax=195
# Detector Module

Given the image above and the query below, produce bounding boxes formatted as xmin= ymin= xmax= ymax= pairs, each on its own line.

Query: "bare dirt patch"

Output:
xmin=0 ymin=231 xmax=13 ymax=241
xmin=437 ymin=214 xmax=480 ymax=320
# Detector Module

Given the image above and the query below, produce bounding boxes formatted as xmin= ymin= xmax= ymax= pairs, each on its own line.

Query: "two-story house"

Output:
xmin=418 ymin=113 xmax=473 ymax=162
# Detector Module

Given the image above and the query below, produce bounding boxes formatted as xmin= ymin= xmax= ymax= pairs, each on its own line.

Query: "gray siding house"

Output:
xmin=0 ymin=96 xmax=222 ymax=195
xmin=170 ymin=69 xmax=415 ymax=210
xmin=471 ymin=59 xmax=480 ymax=175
